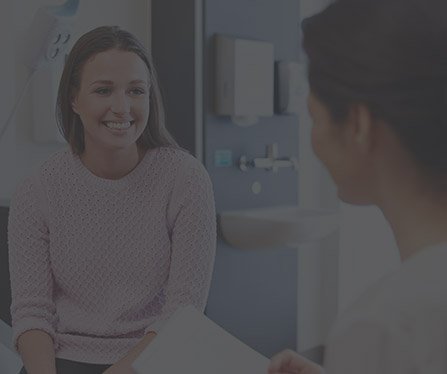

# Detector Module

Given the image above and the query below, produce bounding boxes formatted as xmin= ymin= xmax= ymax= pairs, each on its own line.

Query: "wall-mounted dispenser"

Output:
xmin=276 ymin=61 xmax=306 ymax=115
xmin=214 ymin=34 xmax=274 ymax=126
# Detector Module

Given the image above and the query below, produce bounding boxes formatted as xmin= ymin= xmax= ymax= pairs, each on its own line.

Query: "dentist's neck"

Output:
xmin=379 ymin=178 xmax=447 ymax=261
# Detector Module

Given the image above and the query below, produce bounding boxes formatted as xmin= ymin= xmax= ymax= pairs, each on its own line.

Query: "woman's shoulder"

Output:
xmin=38 ymin=147 xmax=73 ymax=177
xmin=10 ymin=148 xmax=73 ymax=213
xmin=13 ymin=148 xmax=71 ymax=195
xmin=155 ymin=146 xmax=209 ymax=177
xmin=156 ymin=146 xmax=201 ymax=166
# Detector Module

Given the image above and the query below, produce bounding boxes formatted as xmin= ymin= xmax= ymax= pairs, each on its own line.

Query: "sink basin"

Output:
xmin=218 ymin=206 xmax=339 ymax=250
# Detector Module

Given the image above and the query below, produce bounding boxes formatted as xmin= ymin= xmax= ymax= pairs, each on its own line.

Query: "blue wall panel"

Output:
xmin=204 ymin=0 xmax=301 ymax=357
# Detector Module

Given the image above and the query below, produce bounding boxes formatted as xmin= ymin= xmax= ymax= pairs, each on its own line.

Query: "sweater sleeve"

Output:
xmin=144 ymin=160 xmax=216 ymax=334
xmin=8 ymin=175 xmax=58 ymax=352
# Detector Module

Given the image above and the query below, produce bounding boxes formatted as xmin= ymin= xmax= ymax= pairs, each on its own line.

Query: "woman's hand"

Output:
xmin=268 ymin=349 xmax=324 ymax=374
xmin=102 ymin=331 xmax=157 ymax=374
xmin=102 ymin=360 xmax=135 ymax=374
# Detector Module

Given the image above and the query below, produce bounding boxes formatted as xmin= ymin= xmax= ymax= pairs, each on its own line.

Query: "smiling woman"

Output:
xmin=57 ymin=26 xmax=176 ymax=165
xmin=8 ymin=26 xmax=216 ymax=374
xmin=70 ymin=49 xmax=151 ymax=179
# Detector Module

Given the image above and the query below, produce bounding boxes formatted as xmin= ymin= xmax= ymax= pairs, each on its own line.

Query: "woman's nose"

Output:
xmin=110 ymin=91 xmax=130 ymax=114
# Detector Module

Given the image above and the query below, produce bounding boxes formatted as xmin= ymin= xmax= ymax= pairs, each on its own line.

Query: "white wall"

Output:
xmin=0 ymin=0 xmax=18 ymax=205
xmin=0 ymin=0 xmax=151 ymax=204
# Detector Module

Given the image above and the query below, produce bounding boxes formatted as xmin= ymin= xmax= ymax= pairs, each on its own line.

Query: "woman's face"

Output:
xmin=71 ymin=49 xmax=150 ymax=154
xmin=308 ymin=92 xmax=375 ymax=205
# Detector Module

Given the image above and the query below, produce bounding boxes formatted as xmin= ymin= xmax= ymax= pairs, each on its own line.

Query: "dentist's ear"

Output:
xmin=351 ymin=103 xmax=375 ymax=153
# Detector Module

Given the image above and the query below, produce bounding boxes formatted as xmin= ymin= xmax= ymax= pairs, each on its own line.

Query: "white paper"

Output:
xmin=0 ymin=343 xmax=22 ymax=374
xmin=132 ymin=306 xmax=269 ymax=374
xmin=0 ymin=320 xmax=22 ymax=374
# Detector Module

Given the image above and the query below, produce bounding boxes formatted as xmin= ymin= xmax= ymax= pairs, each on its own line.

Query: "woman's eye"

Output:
xmin=129 ymin=88 xmax=146 ymax=96
xmin=94 ymin=88 xmax=111 ymax=95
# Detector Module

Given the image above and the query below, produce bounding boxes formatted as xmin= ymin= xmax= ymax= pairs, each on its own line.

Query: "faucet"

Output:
xmin=239 ymin=143 xmax=299 ymax=173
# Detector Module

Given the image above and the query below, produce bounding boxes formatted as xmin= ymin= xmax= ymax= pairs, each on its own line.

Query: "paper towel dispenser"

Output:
xmin=276 ymin=61 xmax=306 ymax=115
xmin=214 ymin=34 xmax=274 ymax=126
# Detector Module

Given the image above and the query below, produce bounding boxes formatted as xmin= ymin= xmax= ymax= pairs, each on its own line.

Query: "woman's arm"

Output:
xmin=106 ymin=158 xmax=216 ymax=372
xmin=17 ymin=330 xmax=57 ymax=374
xmin=8 ymin=176 xmax=58 ymax=373
xmin=153 ymin=159 xmax=217 ymax=323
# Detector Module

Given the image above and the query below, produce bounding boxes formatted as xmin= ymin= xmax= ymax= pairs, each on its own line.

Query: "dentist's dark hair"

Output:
xmin=302 ymin=0 xmax=447 ymax=179
xmin=56 ymin=25 xmax=178 ymax=154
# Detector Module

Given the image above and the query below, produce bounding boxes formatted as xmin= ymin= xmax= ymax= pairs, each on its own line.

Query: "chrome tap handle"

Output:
xmin=239 ymin=155 xmax=251 ymax=172
xmin=267 ymin=143 xmax=279 ymax=159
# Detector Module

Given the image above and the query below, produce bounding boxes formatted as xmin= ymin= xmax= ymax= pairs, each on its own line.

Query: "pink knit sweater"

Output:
xmin=8 ymin=146 xmax=216 ymax=364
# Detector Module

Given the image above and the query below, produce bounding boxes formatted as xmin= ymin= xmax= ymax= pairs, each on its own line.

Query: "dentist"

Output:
xmin=270 ymin=0 xmax=447 ymax=373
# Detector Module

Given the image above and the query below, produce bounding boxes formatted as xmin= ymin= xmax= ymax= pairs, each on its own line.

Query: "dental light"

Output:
xmin=0 ymin=0 xmax=79 ymax=142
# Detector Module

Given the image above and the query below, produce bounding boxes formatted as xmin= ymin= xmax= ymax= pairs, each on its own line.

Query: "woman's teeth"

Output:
xmin=104 ymin=121 xmax=132 ymax=130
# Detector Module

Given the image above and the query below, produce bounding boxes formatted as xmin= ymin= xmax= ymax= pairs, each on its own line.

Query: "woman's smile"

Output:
xmin=103 ymin=120 xmax=135 ymax=131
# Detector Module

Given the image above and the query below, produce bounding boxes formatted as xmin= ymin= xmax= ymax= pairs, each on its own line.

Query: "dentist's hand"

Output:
xmin=268 ymin=349 xmax=324 ymax=374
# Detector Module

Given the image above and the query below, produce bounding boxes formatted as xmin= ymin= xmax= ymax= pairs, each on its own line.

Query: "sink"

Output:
xmin=218 ymin=206 xmax=339 ymax=250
